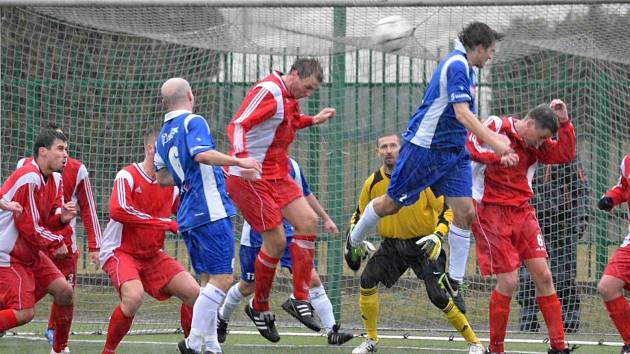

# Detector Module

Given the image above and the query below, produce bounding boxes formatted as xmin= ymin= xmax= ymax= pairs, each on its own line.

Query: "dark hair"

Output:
xmin=458 ymin=22 xmax=504 ymax=50
xmin=290 ymin=58 xmax=324 ymax=83
xmin=33 ymin=129 xmax=67 ymax=158
xmin=376 ymin=133 xmax=400 ymax=146
xmin=143 ymin=127 xmax=161 ymax=146
xmin=527 ymin=104 xmax=559 ymax=135
xmin=45 ymin=122 xmax=68 ymax=140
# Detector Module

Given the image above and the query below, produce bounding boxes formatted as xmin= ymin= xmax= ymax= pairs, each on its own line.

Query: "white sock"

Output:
xmin=309 ymin=285 xmax=335 ymax=334
xmin=187 ymin=283 xmax=226 ymax=352
xmin=448 ymin=224 xmax=471 ymax=282
xmin=220 ymin=283 xmax=245 ymax=322
xmin=350 ymin=201 xmax=380 ymax=247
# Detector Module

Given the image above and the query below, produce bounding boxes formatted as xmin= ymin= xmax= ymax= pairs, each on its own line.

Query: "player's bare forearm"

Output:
xmin=156 ymin=168 xmax=176 ymax=187
xmin=454 ymin=103 xmax=511 ymax=156
xmin=194 ymin=149 xmax=240 ymax=167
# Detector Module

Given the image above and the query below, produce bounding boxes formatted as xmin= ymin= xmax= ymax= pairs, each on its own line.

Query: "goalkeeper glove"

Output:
xmin=416 ymin=231 xmax=443 ymax=262
xmin=598 ymin=196 xmax=613 ymax=212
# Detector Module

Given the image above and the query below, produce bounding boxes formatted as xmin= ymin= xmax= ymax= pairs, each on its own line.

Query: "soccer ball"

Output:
xmin=371 ymin=15 xmax=415 ymax=52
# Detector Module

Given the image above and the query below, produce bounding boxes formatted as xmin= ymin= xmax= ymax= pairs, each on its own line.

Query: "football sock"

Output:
xmin=605 ymin=296 xmax=630 ymax=345
xmin=0 ymin=309 xmax=18 ymax=331
xmin=442 ymin=299 xmax=479 ymax=344
xmin=359 ymin=287 xmax=379 ymax=341
xmin=180 ymin=303 xmax=193 ymax=338
xmin=350 ymin=201 xmax=380 ymax=246
xmin=47 ymin=302 xmax=56 ymax=330
xmin=309 ymin=285 xmax=335 ymax=334
xmin=220 ymin=283 xmax=245 ymax=322
xmin=102 ymin=304 xmax=133 ymax=353
xmin=187 ymin=284 xmax=226 ymax=352
xmin=447 ymin=225 xmax=471 ymax=282
xmin=537 ymin=293 xmax=566 ymax=350
xmin=52 ymin=303 xmax=73 ymax=353
xmin=489 ymin=289 xmax=511 ymax=353
xmin=253 ymin=250 xmax=279 ymax=312
xmin=290 ymin=235 xmax=316 ymax=301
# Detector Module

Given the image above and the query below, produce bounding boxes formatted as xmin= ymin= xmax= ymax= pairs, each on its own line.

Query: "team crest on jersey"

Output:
xmin=162 ymin=127 xmax=178 ymax=145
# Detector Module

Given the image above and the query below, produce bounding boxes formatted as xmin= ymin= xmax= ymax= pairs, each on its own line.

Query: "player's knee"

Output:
xmin=16 ymin=308 xmax=35 ymax=325
xmin=532 ymin=268 xmax=554 ymax=292
xmin=453 ymin=208 xmax=475 ymax=229
xmin=53 ymin=283 xmax=74 ymax=306
xmin=121 ymin=289 xmax=144 ymax=314
xmin=426 ymin=280 xmax=449 ymax=310
xmin=360 ymin=271 xmax=378 ymax=289
xmin=375 ymin=196 xmax=400 ymax=216
xmin=597 ymin=279 xmax=620 ymax=300
xmin=181 ymin=282 xmax=201 ymax=307
xmin=497 ymin=276 xmax=518 ymax=295
xmin=294 ymin=211 xmax=318 ymax=234
xmin=210 ymin=274 xmax=234 ymax=293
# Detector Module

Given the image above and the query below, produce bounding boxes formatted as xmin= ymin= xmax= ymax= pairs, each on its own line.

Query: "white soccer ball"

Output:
xmin=371 ymin=15 xmax=414 ymax=52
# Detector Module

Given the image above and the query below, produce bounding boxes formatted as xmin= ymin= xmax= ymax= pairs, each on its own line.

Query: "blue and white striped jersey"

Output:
xmin=403 ymin=40 xmax=477 ymax=149
xmin=154 ymin=110 xmax=235 ymax=232
xmin=240 ymin=158 xmax=312 ymax=247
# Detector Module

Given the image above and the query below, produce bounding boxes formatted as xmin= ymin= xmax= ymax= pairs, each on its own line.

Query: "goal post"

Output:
xmin=1 ymin=1 xmax=629 ymax=342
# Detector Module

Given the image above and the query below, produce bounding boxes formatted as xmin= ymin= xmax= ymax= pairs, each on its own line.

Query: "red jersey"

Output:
xmin=19 ymin=156 xmax=102 ymax=253
xmin=466 ymin=115 xmax=575 ymax=207
xmin=604 ymin=153 xmax=630 ymax=247
xmin=227 ymin=71 xmax=315 ymax=179
xmin=100 ymin=163 xmax=178 ymax=265
xmin=0 ymin=160 xmax=68 ymax=266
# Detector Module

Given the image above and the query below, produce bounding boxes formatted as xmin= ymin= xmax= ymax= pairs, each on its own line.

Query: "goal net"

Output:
xmin=1 ymin=1 xmax=628 ymax=342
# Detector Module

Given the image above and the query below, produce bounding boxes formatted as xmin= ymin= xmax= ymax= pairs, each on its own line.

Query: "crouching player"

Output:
xmin=597 ymin=153 xmax=630 ymax=354
xmin=217 ymin=158 xmax=353 ymax=345
xmin=466 ymin=100 xmax=575 ymax=354
xmin=0 ymin=129 xmax=75 ymax=354
xmin=345 ymin=134 xmax=484 ymax=354
xmin=99 ymin=129 xmax=199 ymax=354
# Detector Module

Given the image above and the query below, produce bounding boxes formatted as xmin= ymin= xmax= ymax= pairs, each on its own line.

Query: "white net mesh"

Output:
xmin=1 ymin=2 xmax=629 ymax=341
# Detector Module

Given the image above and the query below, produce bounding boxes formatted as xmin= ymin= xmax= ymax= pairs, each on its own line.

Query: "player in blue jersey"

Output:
xmin=216 ymin=158 xmax=354 ymax=346
xmin=348 ymin=22 xmax=516 ymax=313
xmin=154 ymin=77 xmax=261 ymax=354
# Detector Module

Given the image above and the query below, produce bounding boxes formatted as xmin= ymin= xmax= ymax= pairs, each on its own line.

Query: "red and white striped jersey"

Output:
xmin=19 ymin=156 xmax=102 ymax=253
xmin=466 ymin=115 xmax=575 ymax=207
xmin=99 ymin=163 xmax=178 ymax=265
xmin=227 ymin=71 xmax=315 ymax=179
xmin=0 ymin=160 xmax=67 ymax=267
xmin=604 ymin=153 xmax=630 ymax=247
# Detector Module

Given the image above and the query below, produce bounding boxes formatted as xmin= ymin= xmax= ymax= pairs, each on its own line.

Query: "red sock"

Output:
xmin=489 ymin=289 xmax=511 ymax=353
xmin=48 ymin=302 xmax=56 ymax=330
xmin=52 ymin=303 xmax=73 ymax=353
xmin=102 ymin=304 xmax=134 ymax=354
xmin=605 ymin=296 xmax=630 ymax=345
xmin=537 ymin=293 xmax=566 ymax=350
xmin=0 ymin=309 xmax=18 ymax=331
xmin=253 ymin=250 xmax=280 ymax=312
xmin=289 ymin=235 xmax=316 ymax=301
xmin=180 ymin=303 xmax=193 ymax=338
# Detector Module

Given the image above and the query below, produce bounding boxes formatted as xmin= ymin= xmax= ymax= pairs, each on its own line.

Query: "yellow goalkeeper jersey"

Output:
xmin=350 ymin=166 xmax=452 ymax=240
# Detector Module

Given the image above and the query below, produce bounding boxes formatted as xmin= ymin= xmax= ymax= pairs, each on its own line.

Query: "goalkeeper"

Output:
xmin=345 ymin=133 xmax=484 ymax=354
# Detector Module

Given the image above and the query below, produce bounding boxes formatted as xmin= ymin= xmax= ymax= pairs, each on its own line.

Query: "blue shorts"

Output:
xmin=387 ymin=141 xmax=472 ymax=206
xmin=182 ymin=218 xmax=234 ymax=275
xmin=239 ymin=237 xmax=293 ymax=283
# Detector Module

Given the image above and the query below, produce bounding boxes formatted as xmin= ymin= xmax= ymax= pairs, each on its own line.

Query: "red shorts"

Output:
xmin=603 ymin=246 xmax=630 ymax=292
xmin=50 ymin=250 xmax=79 ymax=287
xmin=472 ymin=202 xmax=547 ymax=276
xmin=0 ymin=253 xmax=64 ymax=310
xmin=102 ymin=250 xmax=185 ymax=301
xmin=226 ymin=174 xmax=303 ymax=233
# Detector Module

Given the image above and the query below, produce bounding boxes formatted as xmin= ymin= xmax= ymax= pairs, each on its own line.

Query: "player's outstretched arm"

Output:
xmin=312 ymin=107 xmax=336 ymax=125
xmin=454 ymin=103 xmax=512 ymax=156
xmin=305 ymin=193 xmax=338 ymax=235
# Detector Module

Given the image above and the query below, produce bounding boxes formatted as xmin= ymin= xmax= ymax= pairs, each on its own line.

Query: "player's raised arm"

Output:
xmin=537 ymin=99 xmax=576 ymax=165
xmin=455 ymin=103 xmax=512 ymax=157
